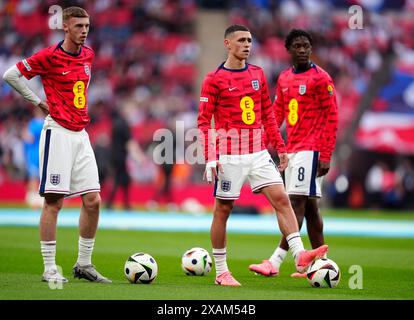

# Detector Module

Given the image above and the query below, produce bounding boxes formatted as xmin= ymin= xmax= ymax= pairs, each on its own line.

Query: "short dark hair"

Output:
xmin=285 ymin=29 xmax=313 ymax=49
xmin=63 ymin=6 xmax=89 ymax=22
xmin=224 ymin=25 xmax=250 ymax=39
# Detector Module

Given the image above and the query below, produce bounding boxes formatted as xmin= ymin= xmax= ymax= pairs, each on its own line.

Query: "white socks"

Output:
xmin=269 ymin=246 xmax=288 ymax=269
xmin=40 ymin=240 xmax=57 ymax=272
xmin=212 ymin=248 xmax=229 ymax=276
xmin=269 ymin=245 xmax=327 ymax=269
xmin=77 ymin=236 xmax=95 ymax=266
xmin=286 ymin=232 xmax=305 ymax=260
xmin=41 ymin=237 xmax=95 ymax=272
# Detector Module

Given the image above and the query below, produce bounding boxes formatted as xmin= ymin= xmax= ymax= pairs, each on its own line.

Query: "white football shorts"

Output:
xmin=38 ymin=115 xmax=100 ymax=198
xmin=284 ymin=151 xmax=323 ymax=198
xmin=214 ymin=150 xmax=284 ymax=200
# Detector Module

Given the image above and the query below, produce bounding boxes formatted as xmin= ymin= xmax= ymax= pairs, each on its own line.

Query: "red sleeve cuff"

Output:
xmin=319 ymin=153 xmax=331 ymax=162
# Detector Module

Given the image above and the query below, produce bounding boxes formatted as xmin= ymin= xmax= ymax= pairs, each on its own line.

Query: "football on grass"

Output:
xmin=181 ymin=247 xmax=212 ymax=276
xmin=306 ymin=258 xmax=340 ymax=288
xmin=124 ymin=252 xmax=158 ymax=284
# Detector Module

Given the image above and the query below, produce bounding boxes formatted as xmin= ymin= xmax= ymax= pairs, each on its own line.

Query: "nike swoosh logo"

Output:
xmin=62 ymin=71 xmax=71 ymax=75
xmin=295 ymin=184 xmax=305 ymax=188
xmin=282 ymin=88 xmax=288 ymax=92
xmin=228 ymin=87 xmax=238 ymax=91
xmin=86 ymin=271 xmax=98 ymax=280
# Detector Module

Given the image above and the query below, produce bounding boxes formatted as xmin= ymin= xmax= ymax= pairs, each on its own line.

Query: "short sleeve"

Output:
xmin=16 ymin=48 xmax=51 ymax=80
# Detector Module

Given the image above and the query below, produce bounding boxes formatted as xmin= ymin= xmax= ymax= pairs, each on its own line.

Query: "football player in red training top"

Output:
xmin=3 ymin=7 xmax=111 ymax=283
xmin=249 ymin=29 xmax=338 ymax=278
xmin=197 ymin=25 xmax=328 ymax=286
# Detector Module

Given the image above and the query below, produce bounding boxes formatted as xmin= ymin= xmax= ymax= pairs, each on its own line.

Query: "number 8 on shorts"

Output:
xmin=284 ymin=151 xmax=323 ymax=198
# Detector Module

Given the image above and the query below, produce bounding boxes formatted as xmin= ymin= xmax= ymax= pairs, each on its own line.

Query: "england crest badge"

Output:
xmin=251 ymin=80 xmax=260 ymax=91
xmin=221 ymin=180 xmax=232 ymax=192
xmin=84 ymin=64 xmax=90 ymax=76
xmin=50 ymin=174 xmax=60 ymax=186
xmin=299 ymin=84 xmax=306 ymax=95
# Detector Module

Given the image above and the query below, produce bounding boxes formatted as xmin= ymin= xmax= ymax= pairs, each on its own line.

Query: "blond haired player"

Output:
xmin=3 ymin=7 xmax=110 ymax=283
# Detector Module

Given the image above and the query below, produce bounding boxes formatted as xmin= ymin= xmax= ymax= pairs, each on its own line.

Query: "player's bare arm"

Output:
xmin=278 ymin=153 xmax=289 ymax=171
xmin=37 ymin=101 xmax=49 ymax=116
xmin=317 ymin=160 xmax=330 ymax=177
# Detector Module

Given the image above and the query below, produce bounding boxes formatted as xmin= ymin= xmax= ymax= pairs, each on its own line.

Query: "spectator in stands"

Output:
xmin=1 ymin=1 xmax=414 ymax=211
xmin=395 ymin=158 xmax=414 ymax=209
xmin=106 ymin=107 xmax=133 ymax=211
xmin=93 ymin=133 xmax=111 ymax=195
xmin=365 ymin=161 xmax=387 ymax=209
xmin=22 ymin=107 xmax=44 ymax=208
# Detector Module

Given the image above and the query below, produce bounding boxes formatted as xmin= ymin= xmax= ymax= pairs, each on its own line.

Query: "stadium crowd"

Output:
xmin=0 ymin=0 xmax=413 ymax=209
xmin=0 ymin=0 xmax=198 ymax=187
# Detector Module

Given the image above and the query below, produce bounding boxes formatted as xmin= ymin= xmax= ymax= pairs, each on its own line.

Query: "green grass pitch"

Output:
xmin=0 ymin=226 xmax=413 ymax=300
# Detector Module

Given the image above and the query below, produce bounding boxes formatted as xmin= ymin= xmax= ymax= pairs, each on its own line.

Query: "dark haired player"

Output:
xmin=249 ymin=29 xmax=338 ymax=278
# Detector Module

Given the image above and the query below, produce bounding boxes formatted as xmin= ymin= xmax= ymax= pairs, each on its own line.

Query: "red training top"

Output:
xmin=17 ymin=40 xmax=94 ymax=131
xmin=273 ymin=64 xmax=338 ymax=162
xmin=198 ymin=62 xmax=286 ymax=162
